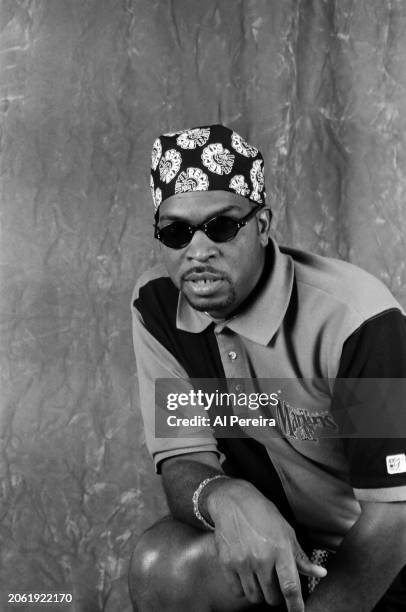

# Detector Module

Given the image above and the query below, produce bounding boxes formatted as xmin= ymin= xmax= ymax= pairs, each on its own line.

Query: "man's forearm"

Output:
xmin=160 ymin=452 xmax=230 ymax=529
xmin=306 ymin=501 xmax=406 ymax=612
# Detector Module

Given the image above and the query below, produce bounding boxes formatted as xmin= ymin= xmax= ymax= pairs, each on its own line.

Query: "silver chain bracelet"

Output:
xmin=192 ymin=474 xmax=230 ymax=530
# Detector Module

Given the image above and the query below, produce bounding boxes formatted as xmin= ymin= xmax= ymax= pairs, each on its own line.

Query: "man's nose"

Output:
xmin=185 ymin=229 xmax=219 ymax=260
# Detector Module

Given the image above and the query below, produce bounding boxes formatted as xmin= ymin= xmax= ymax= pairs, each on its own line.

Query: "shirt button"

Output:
xmin=228 ymin=351 xmax=238 ymax=360
xmin=235 ymin=383 xmax=243 ymax=392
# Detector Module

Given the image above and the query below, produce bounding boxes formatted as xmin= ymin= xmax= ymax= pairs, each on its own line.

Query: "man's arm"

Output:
xmin=131 ymin=279 xmax=221 ymax=468
xmin=161 ymin=452 xmax=326 ymax=612
xmin=321 ymin=309 xmax=406 ymax=610
xmin=306 ymin=500 xmax=406 ymax=611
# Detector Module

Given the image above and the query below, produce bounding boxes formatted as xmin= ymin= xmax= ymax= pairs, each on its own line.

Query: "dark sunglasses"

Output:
xmin=154 ymin=204 xmax=263 ymax=249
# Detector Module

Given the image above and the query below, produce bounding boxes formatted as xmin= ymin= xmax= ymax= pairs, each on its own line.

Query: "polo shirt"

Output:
xmin=132 ymin=237 xmax=406 ymax=549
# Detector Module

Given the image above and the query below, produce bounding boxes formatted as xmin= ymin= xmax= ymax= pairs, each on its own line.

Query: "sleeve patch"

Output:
xmin=386 ymin=453 xmax=406 ymax=475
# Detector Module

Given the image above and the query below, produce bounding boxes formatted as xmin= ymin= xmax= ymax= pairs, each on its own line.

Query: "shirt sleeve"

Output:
xmin=333 ymin=308 xmax=406 ymax=502
xmin=131 ymin=293 xmax=219 ymax=473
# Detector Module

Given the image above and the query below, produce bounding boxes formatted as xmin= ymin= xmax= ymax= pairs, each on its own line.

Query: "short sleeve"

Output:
xmin=131 ymin=289 xmax=219 ymax=473
xmin=333 ymin=308 xmax=406 ymax=502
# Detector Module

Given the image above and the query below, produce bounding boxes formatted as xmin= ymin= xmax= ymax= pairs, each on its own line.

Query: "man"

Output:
xmin=129 ymin=124 xmax=406 ymax=611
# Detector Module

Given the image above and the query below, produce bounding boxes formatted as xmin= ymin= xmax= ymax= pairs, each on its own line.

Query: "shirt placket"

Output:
xmin=214 ymin=325 xmax=250 ymax=400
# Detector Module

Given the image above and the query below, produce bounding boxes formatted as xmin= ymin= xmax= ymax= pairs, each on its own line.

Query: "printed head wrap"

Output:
xmin=150 ymin=124 xmax=266 ymax=212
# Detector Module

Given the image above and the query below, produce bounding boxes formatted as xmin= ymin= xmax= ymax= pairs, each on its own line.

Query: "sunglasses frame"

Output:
xmin=154 ymin=203 xmax=264 ymax=249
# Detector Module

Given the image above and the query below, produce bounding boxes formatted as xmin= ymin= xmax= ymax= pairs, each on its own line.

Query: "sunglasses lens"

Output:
xmin=206 ymin=216 xmax=239 ymax=242
xmin=159 ymin=222 xmax=192 ymax=248
xmin=156 ymin=211 xmax=253 ymax=248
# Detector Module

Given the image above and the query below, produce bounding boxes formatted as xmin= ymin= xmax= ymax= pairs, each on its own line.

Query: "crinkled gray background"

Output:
xmin=1 ymin=1 xmax=405 ymax=610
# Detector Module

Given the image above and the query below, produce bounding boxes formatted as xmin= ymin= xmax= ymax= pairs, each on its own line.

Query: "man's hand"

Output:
xmin=206 ymin=478 xmax=327 ymax=611
xmin=161 ymin=452 xmax=326 ymax=610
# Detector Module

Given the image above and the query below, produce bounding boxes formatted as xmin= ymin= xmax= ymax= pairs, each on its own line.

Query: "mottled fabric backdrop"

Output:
xmin=1 ymin=1 xmax=405 ymax=610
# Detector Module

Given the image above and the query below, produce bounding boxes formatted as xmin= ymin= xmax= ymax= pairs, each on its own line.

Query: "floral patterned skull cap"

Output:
xmin=150 ymin=124 xmax=266 ymax=212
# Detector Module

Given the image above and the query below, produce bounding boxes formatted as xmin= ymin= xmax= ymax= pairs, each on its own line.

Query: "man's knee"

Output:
xmin=128 ymin=517 xmax=213 ymax=611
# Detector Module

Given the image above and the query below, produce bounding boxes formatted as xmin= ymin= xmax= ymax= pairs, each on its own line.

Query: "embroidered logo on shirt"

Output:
xmin=274 ymin=399 xmax=338 ymax=442
xmin=386 ymin=453 xmax=406 ymax=475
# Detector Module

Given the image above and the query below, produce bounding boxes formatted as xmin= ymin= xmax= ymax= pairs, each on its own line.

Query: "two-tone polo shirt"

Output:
xmin=132 ymin=237 xmax=406 ymax=549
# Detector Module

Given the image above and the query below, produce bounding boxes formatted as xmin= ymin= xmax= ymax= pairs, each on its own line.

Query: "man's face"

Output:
xmin=156 ymin=190 xmax=271 ymax=319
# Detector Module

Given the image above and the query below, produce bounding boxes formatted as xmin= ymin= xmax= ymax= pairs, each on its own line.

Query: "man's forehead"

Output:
xmin=158 ymin=190 xmax=250 ymax=220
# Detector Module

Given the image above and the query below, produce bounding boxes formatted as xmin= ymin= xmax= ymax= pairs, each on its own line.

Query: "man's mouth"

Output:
xmin=183 ymin=271 xmax=225 ymax=297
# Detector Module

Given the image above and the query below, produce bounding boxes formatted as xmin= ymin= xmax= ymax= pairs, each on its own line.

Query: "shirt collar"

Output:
xmin=176 ymin=236 xmax=294 ymax=345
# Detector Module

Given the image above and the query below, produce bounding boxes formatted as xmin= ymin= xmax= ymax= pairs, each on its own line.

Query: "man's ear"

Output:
xmin=257 ymin=208 xmax=272 ymax=246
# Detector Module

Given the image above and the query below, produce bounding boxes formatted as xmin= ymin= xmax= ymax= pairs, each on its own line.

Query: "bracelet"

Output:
xmin=192 ymin=474 xmax=229 ymax=530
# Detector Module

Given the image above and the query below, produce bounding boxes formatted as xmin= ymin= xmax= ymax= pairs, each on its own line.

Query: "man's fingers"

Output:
xmin=256 ymin=567 xmax=284 ymax=607
xmin=221 ymin=564 xmax=263 ymax=604
xmin=295 ymin=547 xmax=328 ymax=578
xmin=238 ymin=572 xmax=264 ymax=605
xmin=220 ymin=565 xmax=244 ymax=598
xmin=275 ymin=557 xmax=304 ymax=612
